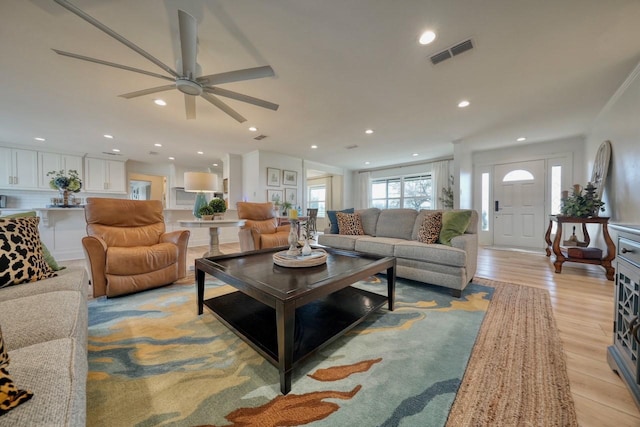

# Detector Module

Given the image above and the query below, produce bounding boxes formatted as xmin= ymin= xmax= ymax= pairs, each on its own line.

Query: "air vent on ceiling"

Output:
xmin=430 ymin=38 xmax=474 ymax=65
xmin=148 ymin=151 xmax=158 ymax=155
xmin=253 ymin=134 xmax=268 ymax=140
xmin=101 ymin=151 xmax=122 ymax=156
xmin=345 ymin=144 xmax=359 ymax=150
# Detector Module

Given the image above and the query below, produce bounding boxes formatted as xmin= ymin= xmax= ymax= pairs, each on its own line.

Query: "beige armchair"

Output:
xmin=237 ymin=202 xmax=291 ymax=252
xmin=82 ymin=198 xmax=190 ymax=298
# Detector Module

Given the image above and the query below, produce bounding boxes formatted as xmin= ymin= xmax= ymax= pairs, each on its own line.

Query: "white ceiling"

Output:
xmin=2 ymin=0 xmax=640 ymax=172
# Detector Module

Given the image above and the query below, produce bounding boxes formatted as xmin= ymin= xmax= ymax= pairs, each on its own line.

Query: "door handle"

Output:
xmin=494 ymin=200 xmax=499 ymax=212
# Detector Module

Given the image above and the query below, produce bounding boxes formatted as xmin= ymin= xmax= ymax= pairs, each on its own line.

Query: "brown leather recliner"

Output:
xmin=237 ymin=202 xmax=291 ymax=252
xmin=82 ymin=198 xmax=190 ymax=298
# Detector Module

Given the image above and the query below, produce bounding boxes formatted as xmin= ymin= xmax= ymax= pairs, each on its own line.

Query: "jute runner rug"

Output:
xmin=446 ymin=278 xmax=578 ymax=426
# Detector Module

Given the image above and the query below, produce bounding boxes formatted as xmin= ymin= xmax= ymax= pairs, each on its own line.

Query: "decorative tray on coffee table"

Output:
xmin=273 ymin=249 xmax=328 ymax=268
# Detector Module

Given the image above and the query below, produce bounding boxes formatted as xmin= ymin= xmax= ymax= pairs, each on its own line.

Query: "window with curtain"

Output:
xmin=371 ymin=174 xmax=432 ymax=209
xmin=307 ymin=185 xmax=326 ymax=217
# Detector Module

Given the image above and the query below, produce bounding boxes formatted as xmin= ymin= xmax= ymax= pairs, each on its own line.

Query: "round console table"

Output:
xmin=544 ymin=215 xmax=615 ymax=280
xmin=179 ymin=219 xmax=246 ymax=257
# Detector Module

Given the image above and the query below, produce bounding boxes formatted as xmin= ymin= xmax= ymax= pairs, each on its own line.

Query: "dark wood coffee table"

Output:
xmin=196 ymin=247 xmax=396 ymax=394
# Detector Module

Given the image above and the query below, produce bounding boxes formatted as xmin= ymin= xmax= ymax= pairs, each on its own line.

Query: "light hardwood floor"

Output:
xmin=70 ymin=243 xmax=640 ymax=425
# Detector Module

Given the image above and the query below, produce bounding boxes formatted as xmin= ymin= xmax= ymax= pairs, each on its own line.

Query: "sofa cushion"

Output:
xmin=0 ymin=217 xmax=56 ymax=288
xmin=417 ymin=212 xmax=442 ymax=244
xmin=439 ymin=210 xmax=473 ymax=245
xmin=336 ymin=212 xmax=365 ymax=235
xmin=375 ymin=209 xmax=418 ymax=240
xmin=356 ymin=208 xmax=381 ymax=236
xmin=327 ymin=208 xmax=354 ymax=234
xmin=0 ymin=325 xmax=34 ymax=416
xmin=394 ymin=241 xmax=467 ymax=267
xmin=0 ymin=267 xmax=88 ymax=303
xmin=317 ymin=234 xmax=362 ymax=251
xmin=4 ymin=338 xmax=86 ymax=426
xmin=355 ymin=237 xmax=407 ymax=257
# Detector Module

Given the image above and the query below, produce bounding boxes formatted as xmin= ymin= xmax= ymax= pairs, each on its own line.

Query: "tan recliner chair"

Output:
xmin=82 ymin=198 xmax=190 ymax=298
xmin=237 ymin=202 xmax=291 ymax=252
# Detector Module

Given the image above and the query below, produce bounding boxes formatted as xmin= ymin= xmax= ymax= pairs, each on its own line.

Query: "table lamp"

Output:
xmin=184 ymin=172 xmax=218 ymax=218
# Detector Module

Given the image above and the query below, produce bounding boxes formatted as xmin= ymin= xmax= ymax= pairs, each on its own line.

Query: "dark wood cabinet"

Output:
xmin=609 ymin=224 xmax=640 ymax=410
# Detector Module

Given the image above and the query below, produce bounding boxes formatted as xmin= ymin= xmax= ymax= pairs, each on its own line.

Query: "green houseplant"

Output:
xmin=209 ymin=198 xmax=227 ymax=218
xmin=560 ymin=183 xmax=605 ymax=218
xmin=198 ymin=205 xmax=215 ymax=220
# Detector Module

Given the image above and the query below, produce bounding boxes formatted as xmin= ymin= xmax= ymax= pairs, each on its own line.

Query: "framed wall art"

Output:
xmin=267 ymin=167 xmax=281 ymax=187
xmin=223 ymin=178 xmax=229 ymax=193
xmin=283 ymin=170 xmax=297 ymax=186
xmin=267 ymin=189 xmax=283 ymax=205
xmin=285 ymin=187 xmax=297 ymax=206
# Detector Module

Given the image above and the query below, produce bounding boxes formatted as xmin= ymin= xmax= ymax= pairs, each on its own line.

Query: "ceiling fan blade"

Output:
xmin=52 ymin=49 xmax=174 ymax=82
xmin=119 ymin=84 xmax=176 ymax=99
xmin=178 ymin=10 xmax=197 ymax=78
xmin=185 ymin=94 xmax=196 ymax=120
xmin=197 ymin=65 xmax=275 ymax=86
xmin=54 ymin=0 xmax=180 ymax=78
xmin=204 ymin=87 xmax=279 ymax=111
xmin=200 ymin=92 xmax=246 ymax=123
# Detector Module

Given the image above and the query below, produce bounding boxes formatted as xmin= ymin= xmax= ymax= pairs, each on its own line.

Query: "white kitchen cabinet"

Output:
xmin=38 ymin=152 xmax=84 ymax=189
xmin=84 ymin=157 xmax=127 ymax=193
xmin=0 ymin=147 xmax=38 ymax=189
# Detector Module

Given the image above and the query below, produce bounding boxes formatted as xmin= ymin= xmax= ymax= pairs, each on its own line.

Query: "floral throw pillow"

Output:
xmin=336 ymin=212 xmax=365 ymax=236
xmin=417 ymin=212 xmax=442 ymax=244
xmin=0 ymin=217 xmax=57 ymax=288
xmin=1 ymin=325 xmax=34 ymax=415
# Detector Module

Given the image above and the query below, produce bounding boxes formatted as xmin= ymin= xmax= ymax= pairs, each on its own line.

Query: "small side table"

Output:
xmin=178 ymin=219 xmax=246 ymax=257
xmin=544 ymin=215 xmax=615 ymax=280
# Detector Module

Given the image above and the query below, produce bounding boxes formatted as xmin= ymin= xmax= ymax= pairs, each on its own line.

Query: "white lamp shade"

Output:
xmin=184 ymin=172 xmax=218 ymax=193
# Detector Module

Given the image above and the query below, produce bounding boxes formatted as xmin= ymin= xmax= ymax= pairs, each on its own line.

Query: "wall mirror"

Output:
xmin=591 ymin=140 xmax=611 ymax=199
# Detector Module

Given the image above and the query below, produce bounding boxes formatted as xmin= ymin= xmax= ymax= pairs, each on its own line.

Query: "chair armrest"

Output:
xmin=82 ymin=235 xmax=108 ymax=298
xmin=161 ymin=230 xmax=190 ymax=278
xmin=276 ymin=224 xmax=291 ymax=233
xmin=451 ymin=233 xmax=478 ymax=281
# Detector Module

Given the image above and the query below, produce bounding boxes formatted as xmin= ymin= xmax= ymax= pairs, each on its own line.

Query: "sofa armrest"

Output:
xmin=451 ymin=233 xmax=478 ymax=281
xmin=160 ymin=230 xmax=190 ymax=278
xmin=82 ymin=235 xmax=108 ymax=298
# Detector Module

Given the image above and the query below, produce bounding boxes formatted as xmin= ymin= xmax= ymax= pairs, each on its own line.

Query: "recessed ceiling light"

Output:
xmin=112 ymin=148 xmax=120 ymax=152
xmin=365 ymin=129 xmax=374 ymax=134
xmin=154 ymin=99 xmax=167 ymax=106
xmin=249 ymin=126 xmax=258 ymax=132
xmin=311 ymin=145 xmax=318 ymax=149
xmin=34 ymin=137 xmax=45 ymax=142
xmin=458 ymin=100 xmax=470 ymax=108
xmin=154 ymin=143 xmax=162 ymax=147
xmin=516 ymin=137 xmax=527 ymax=142
xmin=212 ymin=163 xmax=218 ymax=167
xmin=168 ymin=157 xmax=175 ymax=160
xmin=197 ymin=151 xmax=204 ymax=155
xmin=419 ymin=30 xmax=436 ymax=45
xmin=412 ymin=153 xmax=419 ymax=157
xmin=103 ymin=134 xmax=113 ymax=139
xmin=365 ymin=161 xmax=370 ymax=165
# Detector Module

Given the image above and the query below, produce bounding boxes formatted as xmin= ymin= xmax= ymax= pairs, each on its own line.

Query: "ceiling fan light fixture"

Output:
xmin=176 ymin=78 xmax=202 ymax=96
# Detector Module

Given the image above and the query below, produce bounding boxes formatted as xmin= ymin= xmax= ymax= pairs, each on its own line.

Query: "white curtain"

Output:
xmin=357 ymin=172 xmax=371 ymax=209
xmin=431 ymin=160 xmax=450 ymax=209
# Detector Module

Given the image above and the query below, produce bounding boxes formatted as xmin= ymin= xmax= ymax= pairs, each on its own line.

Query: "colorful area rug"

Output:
xmin=87 ymin=277 xmax=493 ymax=426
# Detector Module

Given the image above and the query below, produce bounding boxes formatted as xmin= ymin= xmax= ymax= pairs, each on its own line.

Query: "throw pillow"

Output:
xmin=327 ymin=208 xmax=354 ymax=234
xmin=336 ymin=212 xmax=365 ymax=236
xmin=0 ymin=211 xmax=65 ymax=271
xmin=0 ymin=325 xmax=34 ymax=415
xmin=417 ymin=212 xmax=442 ymax=244
xmin=439 ymin=210 xmax=472 ymax=246
xmin=0 ymin=217 xmax=57 ymax=288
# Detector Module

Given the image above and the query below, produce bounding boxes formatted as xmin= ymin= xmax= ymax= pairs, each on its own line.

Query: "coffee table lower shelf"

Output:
xmin=203 ymin=286 xmax=387 ymax=384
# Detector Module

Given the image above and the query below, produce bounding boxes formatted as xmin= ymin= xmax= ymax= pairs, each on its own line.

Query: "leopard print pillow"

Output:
xmin=417 ymin=212 xmax=442 ymax=244
xmin=336 ymin=212 xmax=365 ymax=235
xmin=0 ymin=217 xmax=56 ymax=288
xmin=0 ymin=325 xmax=34 ymax=415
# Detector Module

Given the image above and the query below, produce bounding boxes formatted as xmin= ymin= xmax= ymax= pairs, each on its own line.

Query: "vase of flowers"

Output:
xmin=560 ymin=182 xmax=605 ymax=218
xmin=48 ymin=169 xmax=82 ymax=206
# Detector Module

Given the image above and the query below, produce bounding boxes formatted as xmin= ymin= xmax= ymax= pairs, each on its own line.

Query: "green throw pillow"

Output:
xmin=439 ymin=210 xmax=472 ymax=246
xmin=0 ymin=211 xmax=65 ymax=271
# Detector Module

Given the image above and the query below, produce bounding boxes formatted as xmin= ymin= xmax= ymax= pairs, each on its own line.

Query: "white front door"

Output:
xmin=493 ymin=160 xmax=546 ymax=248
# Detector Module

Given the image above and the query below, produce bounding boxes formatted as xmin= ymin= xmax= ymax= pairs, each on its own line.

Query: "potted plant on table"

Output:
xmin=209 ymin=198 xmax=227 ymax=219
xmin=560 ymin=183 xmax=605 ymax=218
xmin=281 ymin=201 xmax=293 ymax=217
xmin=198 ymin=205 xmax=215 ymax=220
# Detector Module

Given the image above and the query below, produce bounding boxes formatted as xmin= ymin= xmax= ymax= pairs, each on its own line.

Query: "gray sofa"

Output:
xmin=318 ymin=208 xmax=478 ymax=296
xmin=0 ymin=267 xmax=88 ymax=426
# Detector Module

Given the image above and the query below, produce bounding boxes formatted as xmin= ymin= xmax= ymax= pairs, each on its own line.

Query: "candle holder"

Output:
xmin=286 ymin=219 xmax=300 ymax=256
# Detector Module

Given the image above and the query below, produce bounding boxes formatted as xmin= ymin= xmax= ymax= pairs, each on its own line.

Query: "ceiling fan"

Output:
xmin=52 ymin=0 xmax=278 ymax=122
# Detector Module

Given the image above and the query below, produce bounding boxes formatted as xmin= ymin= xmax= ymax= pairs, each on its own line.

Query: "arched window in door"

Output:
xmin=502 ymin=169 xmax=534 ymax=182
